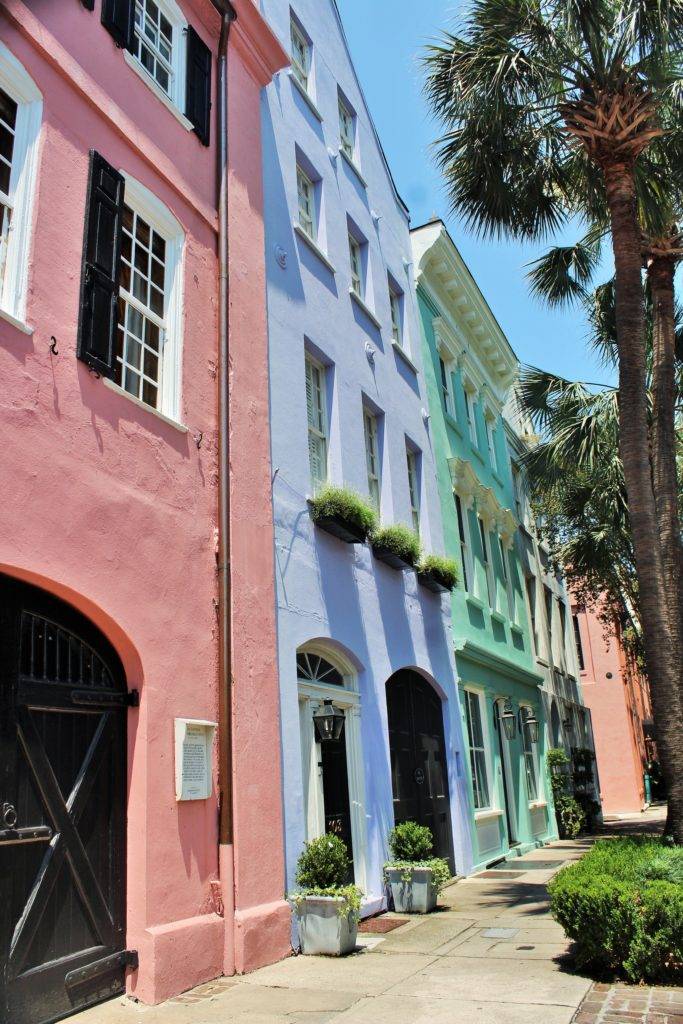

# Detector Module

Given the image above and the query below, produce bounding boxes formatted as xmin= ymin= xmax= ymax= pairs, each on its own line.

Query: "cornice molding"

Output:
xmin=448 ymin=456 xmax=517 ymax=546
xmin=231 ymin=0 xmax=289 ymax=86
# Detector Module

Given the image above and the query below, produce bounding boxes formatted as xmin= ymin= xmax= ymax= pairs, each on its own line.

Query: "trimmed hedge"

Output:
xmin=549 ymin=838 xmax=683 ymax=983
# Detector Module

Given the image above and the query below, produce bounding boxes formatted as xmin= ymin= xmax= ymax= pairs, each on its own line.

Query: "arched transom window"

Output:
xmin=296 ymin=651 xmax=344 ymax=687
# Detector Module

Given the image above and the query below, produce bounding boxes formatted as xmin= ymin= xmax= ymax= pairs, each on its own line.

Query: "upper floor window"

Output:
xmin=526 ymin=576 xmax=540 ymax=654
xmin=363 ymin=408 xmax=381 ymax=512
xmin=499 ymin=536 xmax=514 ymax=619
xmin=486 ymin=416 xmax=498 ymax=472
xmin=573 ymin=612 xmax=586 ymax=671
xmin=338 ymin=93 xmax=356 ymax=161
xmin=406 ymin=446 xmax=420 ymax=534
xmin=0 ymin=44 xmax=42 ymax=327
xmin=297 ymin=164 xmax=315 ymax=240
xmin=389 ymin=281 xmax=403 ymax=346
xmin=290 ymin=16 xmax=311 ymax=92
xmin=465 ymin=690 xmax=490 ymax=811
xmin=455 ymin=494 xmax=471 ymax=592
xmin=464 ymin=388 xmax=478 ymax=447
xmin=439 ymin=354 xmax=454 ymax=416
xmin=478 ymin=517 xmax=494 ymax=608
xmin=348 ymin=232 xmax=363 ymax=298
xmin=512 ymin=463 xmax=523 ymax=521
xmin=133 ymin=0 xmax=176 ymax=97
xmin=305 ymin=352 xmax=328 ymax=492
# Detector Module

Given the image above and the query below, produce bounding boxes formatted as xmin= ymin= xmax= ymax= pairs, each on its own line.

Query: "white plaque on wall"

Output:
xmin=174 ymin=719 xmax=217 ymax=801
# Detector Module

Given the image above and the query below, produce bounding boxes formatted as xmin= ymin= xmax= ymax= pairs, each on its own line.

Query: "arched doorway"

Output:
xmin=385 ymin=670 xmax=454 ymax=872
xmin=0 ymin=575 xmax=129 ymax=1024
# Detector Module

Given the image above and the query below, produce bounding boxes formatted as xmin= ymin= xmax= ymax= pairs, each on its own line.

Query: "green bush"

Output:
xmin=549 ymin=838 xmax=683 ymax=983
xmin=371 ymin=524 xmax=421 ymax=564
xmin=308 ymin=486 xmax=377 ymax=536
xmin=554 ymin=793 xmax=586 ymax=839
xmin=418 ymin=554 xmax=458 ymax=590
xmin=295 ymin=834 xmax=351 ymax=889
xmin=389 ymin=821 xmax=433 ymax=861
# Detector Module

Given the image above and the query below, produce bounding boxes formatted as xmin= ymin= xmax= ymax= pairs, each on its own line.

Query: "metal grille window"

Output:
xmin=297 ymin=165 xmax=315 ymax=239
xmin=133 ymin=0 xmax=174 ymax=96
xmin=116 ymin=204 xmax=167 ymax=410
xmin=338 ymin=96 xmax=355 ymax=160
xmin=348 ymin=233 xmax=362 ymax=297
xmin=406 ymin=447 xmax=420 ymax=534
xmin=522 ymin=709 xmax=539 ymax=801
xmin=389 ymin=285 xmax=402 ymax=345
xmin=478 ymin=517 xmax=494 ymax=608
xmin=305 ymin=353 xmax=328 ymax=492
xmin=455 ymin=495 xmax=470 ymax=592
xmin=465 ymin=690 xmax=490 ymax=810
xmin=363 ymin=409 xmax=380 ymax=511
xmin=0 ymin=87 xmax=17 ymax=296
xmin=290 ymin=18 xmax=310 ymax=91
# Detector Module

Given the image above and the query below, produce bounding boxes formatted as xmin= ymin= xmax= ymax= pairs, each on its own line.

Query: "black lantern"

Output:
xmin=523 ymin=708 xmax=540 ymax=745
xmin=313 ymin=700 xmax=345 ymax=742
xmin=500 ymin=700 xmax=517 ymax=741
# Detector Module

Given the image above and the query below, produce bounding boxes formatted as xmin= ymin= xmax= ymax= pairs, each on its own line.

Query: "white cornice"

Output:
xmin=448 ymin=457 xmax=518 ymax=547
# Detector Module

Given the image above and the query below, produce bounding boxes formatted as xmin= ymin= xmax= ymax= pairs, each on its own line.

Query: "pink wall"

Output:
xmin=0 ymin=0 xmax=288 ymax=1004
xmin=573 ymin=601 xmax=651 ymax=815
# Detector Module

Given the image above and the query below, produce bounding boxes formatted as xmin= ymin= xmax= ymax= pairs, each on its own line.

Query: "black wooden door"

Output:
xmin=386 ymin=670 xmax=455 ymax=873
xmin=0 ymin=576 xmax=128 ymax=1024
xmin=320 ymin=729 xmax=354 ymax=882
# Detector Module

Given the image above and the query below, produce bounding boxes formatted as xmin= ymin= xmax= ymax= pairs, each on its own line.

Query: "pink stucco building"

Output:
xmin=0 ymin=2 xmax=288 ymax=1022
xmin=572 ymin=600 xmax=654 ymax=816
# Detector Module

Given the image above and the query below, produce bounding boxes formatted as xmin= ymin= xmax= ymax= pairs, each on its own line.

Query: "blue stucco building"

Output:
xmin=260 ymin=0 xmax=474 ymax=912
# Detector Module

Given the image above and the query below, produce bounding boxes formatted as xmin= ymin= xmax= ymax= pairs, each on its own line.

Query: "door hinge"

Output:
xmin=65 ymin=949 xmax=138 ymax=990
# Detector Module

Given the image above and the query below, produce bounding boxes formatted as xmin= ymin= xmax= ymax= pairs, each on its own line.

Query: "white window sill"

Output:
xmin=103 ymin=377 xmax=188 ymax=433
xmin=288 ymin=71 xmax=324 ymax=122
xmin=475 ymin=808 xmax=504 ymax=822
xmin=528 ymin=800 xmax=548 ymax=811
xmin=349 ymin=288 xmax=381 ymax=329
xmin=293 ymin=222 xmax=336 ymax=274
xmin=391 ymin=340 xmax=419 ymax=375
xmin=123 ymin=51 xmax=193 ymax=132
xmin=465 ymin=594 xmax=486 ymax=612
xmin=0 ymin=307 xmax=33 ymax=335
xmin=339 ymin=147 xmax=367 ymax=188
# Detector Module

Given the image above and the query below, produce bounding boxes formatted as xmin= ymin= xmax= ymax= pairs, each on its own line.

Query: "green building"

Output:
xmin=411 ymin=220 xmax=558 ymax=870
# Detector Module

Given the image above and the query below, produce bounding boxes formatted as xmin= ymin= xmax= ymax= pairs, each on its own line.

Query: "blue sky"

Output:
xmin=336 ymin=0 xmax=615 ymax=388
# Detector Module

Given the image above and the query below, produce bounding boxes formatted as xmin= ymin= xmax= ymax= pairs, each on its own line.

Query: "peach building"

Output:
xmin=0 ymin=2 xmax=288 ymax=1022
xmin=572 ymin=600 xmax=654 ymax=816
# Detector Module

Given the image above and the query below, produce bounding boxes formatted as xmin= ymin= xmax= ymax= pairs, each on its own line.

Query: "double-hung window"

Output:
xmin=348 ymin=233 xmax=362 ymax=298
xmin=455 ymin=495 xmax=471 ymax=592
xmin=465 ymin=690 xmax=490 ymax=810
xmin=363 ymin=408 xmax=381 ymax=512
xmin=522 ymin=708 xmax=539 ymax=801
xmin=133 ymin=0 xmax=176 ymax=98
xmin=486 ymin=417 xmax=498 ymax=472
xmin=297 ymin=165 xmax=315 ymax=240
xmin=439 ymin=355 xmax=453 ymax=415
xmin=573 ymin=612 xmax=585 ymax=671
xmin=305 ymin=353 xmax=328 ymax=492
xmin=499 ymin=536 xmax=514 ymax=619
xmin=526 ymin=576 xmax=540 ymax=654
xmin=478 ymin=518 xmax=494 ymax=608
xmin=406 ymin=447 xmax=420 ymax=534
xmin=338 ymin=95 xmax=355 ymax=161
xmin=544 ymin=585 xmax=554 ymax=659
xmin=0 ymin=45 xmax=42 ymax=326
xmin=389 ymin=284 xmax=402 ymax=346
xmin=464 ymin=389 xmax=478 ymax=446
xmin=290 ymin=17 xmax=311 ymax=92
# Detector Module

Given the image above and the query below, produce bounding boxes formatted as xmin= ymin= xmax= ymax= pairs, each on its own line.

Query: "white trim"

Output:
xmin=120 ymin=173 xmax=184 ymax=422
xmin=463 ymin=687 xmax=494 ymax=813
xmin=0 ymin=306 xmax=33 ymax=334
xmin=474 ymin=807 xmax=504 ymax=822
xmin=293 ymin=222 xmax=336 ymax=274
xmin=103 ymin=378 xmax=187 ymax=431
xmin=349 ymin=287 xmax=381 ymax=329
xmin=392 ymin=340 xmax=419 ymax=375
xmin=339 ymin=147 xmax=367 ymax=188
xmin=288 ymin=70 xmax=323 ymax=122
xmin=0 ymin=42 xmax=42 ymax=324
xmin=123 ymin=51 xmax=193 ymax=131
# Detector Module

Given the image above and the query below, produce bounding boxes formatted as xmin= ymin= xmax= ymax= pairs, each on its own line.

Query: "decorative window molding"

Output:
xmin=117 ymin=174 xmax=184 ymax=422
xmin=464 ymin=688 xmax=492 ymax=811
xmin=455 ymin=493 xmax=473 ymax=593
xmin=448 ymin=458 xmax=516 ymax=546
xmin=0 ymin=42 xmax=42 ymax=326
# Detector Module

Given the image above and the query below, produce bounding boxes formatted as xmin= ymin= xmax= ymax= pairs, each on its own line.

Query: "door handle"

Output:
xmin=2 ymin=802 xmax=17 ymax=828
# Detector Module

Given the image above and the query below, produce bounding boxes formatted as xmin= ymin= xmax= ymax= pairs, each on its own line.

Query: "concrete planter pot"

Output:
xmin=386 ymin=867 xmax=437 ymax=914
xmin=296 ymin=895 xmax=358 ymax=956
xmin=371 ymin=544 xmax=415 ymax=571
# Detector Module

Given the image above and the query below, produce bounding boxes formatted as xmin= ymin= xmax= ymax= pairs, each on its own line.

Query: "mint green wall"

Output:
xmin=417 ymin=283 xmax=557 ymax=868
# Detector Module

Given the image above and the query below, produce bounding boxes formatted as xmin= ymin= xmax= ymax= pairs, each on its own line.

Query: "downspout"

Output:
xmin=211 ymin=0 xmax=237 ymax=977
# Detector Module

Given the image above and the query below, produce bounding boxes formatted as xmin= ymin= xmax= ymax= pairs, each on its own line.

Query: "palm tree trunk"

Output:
xmin=604 ymin=163 xmax=683 ymax=841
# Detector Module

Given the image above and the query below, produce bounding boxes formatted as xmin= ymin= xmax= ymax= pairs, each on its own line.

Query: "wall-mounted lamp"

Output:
xmin=313 ymin=700 xmax=345 ymax=743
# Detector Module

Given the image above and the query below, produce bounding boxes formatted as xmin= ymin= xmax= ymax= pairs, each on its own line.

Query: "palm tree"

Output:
xmin=424 ymin=0 xmax=683 ymax=839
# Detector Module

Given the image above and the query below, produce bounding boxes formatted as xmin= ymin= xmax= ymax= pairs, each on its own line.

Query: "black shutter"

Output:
xmin=186 ymin=26 xmax=212 ymax=146
xmin=77 ymin=151 xmax=125 ymax=379
xmin=101 ymin=0 xmax=135 ymax=50
xmin=81 ymin=0 xmax=95 ymax=10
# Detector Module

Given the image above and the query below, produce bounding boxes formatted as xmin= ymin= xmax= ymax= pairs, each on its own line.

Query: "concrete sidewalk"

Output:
xmin=73 ymin=808 xmax=674 ymax=1024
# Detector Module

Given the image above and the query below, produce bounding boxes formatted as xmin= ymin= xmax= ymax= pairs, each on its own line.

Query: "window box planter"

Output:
xmin=385 ymin=867 xmax=437 ymax=915
xmin=307 ymin=487 xmax=377 ymax=546
xmin=416 ymin=569 xmax=450 ymax=593
xmin=372 ymin=544 xmax=416 ymax=571
xmin=416 ymin=555 xmax=458 ymax=594
xmin=309 ymin=505 xmax=369 ymax=544
xmin=295 ymin=895 xmax=358 ymax=956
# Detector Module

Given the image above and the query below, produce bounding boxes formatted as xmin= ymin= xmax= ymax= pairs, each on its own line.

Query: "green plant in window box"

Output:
xmin=384 ymin=822 xmax=452 ymax=914
xmin=371 ymin=524 xmax=421 ymax=570
xmin=308 ymin=485 xmax=377 ymax=544
xmin=416 ymin=554 xmax=458 ymax=593
xmin=288 ymin=834 xmax=363 ymax=956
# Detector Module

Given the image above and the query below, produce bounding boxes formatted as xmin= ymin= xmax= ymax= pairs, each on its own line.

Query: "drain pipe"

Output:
xmin=211 ymin=0 xmax=237 ymax=978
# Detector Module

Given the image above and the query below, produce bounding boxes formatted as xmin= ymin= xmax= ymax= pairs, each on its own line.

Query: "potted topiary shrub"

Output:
xmin=384 ymin=822 xmax=451 ymax=914
xmin=371 ymin=524 xmax=421 ymax=571
xmin=290 ymin=834 xmax=362 ymax=956
xmin=308 ymin=485 xmax=377 ymax=544
xmin=416 ymin=555 xmax=458 ymax=594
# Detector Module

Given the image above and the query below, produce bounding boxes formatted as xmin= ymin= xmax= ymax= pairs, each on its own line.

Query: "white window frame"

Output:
xmin=521 ymin=705 xmax=540 ymax=802
xmin=290 ymin=16 xmax=311 ymax=93
xmin=455 ymin=494 xmax=473 ymax=593
xmin=439 ymin=352 xmax=454 ymax=416
xmin=498 ymin=536 xmax=514 ymax=620
xmin=338 ymin=93 xmax=355 ymax=161
xmin=305 ymin=352 xmax=328 ymax=492
xmin=406 ymin=446 xmax=420 ymax=534
xmin=296 ymin=164 xmax=316 ymax=241
xmin=544 ymin=584 xmax=555 ymax=662
xmin=0 ymin=42 xmax=42 ymax=329
xmin=486 ymin=415 xmax=498 ymax=472
xmin=464 ymin=688 xmax=492 ymax=812
xmin=464 ymin=388 xmax=478 ymax=447
xmin=348 ymin=232 xmax=363 ymax=298
xmin=114 ymin=175 xmax=184 ymax=422
xmin=478 ymin=517 xmax=495 ymax=609
xmin=526 ymin=575 xmax=540 ymax=656
xmin=389 ymin=283 xmax=403 ymax=346
xmin=124 ymin=0 xmax=190 ymax=126
xmin=363 ymin=407 xmax=381 ymax=512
